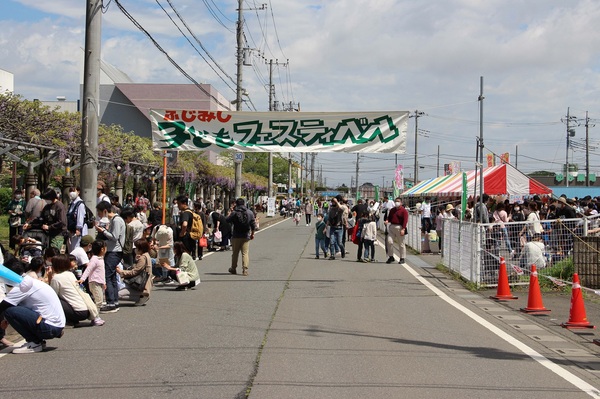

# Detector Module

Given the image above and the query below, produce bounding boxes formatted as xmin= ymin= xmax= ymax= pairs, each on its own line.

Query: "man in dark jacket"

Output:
xmin=226 ymin=198 xmax=256 ymax=276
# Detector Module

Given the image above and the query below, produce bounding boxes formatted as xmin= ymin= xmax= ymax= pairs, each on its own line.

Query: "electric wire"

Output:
xmin=113 ymin=0 xmax=232 ymax=109
xmin=156 ymin=0 xmax=236 ymax=93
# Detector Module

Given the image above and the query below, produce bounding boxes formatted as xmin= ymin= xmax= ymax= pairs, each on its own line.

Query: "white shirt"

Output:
xmin=421 ymin=202 xmax=431 ymax=218
xmin=50 ymin=272 xmax=87 ymax=312
xmin=70 ymin=246 xmax=89 ymax=267
xmin=5 ymin=276 xmax=66 ymax=328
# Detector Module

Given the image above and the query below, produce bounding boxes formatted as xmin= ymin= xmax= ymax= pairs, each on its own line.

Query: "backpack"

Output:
xmin=184 ymin=209 xmax=204 ymax=240
xmin=67 ymin=200 xmax=96 ymax=232
xmin=328 ymin=206 xmax=342 ymax=227
xmin=122 ymin=223 xmax=134 ymax=255
xmin=232 ymin=209 xmax=250 ymax=232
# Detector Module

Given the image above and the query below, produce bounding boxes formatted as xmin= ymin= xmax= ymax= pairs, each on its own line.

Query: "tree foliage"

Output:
xmin=0 ymin=92 xmax=269 ymax=191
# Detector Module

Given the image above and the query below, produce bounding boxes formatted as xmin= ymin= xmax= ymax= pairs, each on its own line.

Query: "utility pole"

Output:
xmin=310 ymin=153 xmax=315 ymax=197
xmin=299 ymin=153 xmax=304 ymax=197
xmin=586 ymin=111 xmax=590 ymax=187
xmin=288 ymin=153 xmax=292 ymax=197
xmin=477 ymin=77 xmax=484 ymax=222
xmin=411 ymin=110 xmax=424 ymax=185
xmin=355 ymin=153 xmax=360 ymax=200
xmin=81 ymin=0 xmax=102 ymax=215
xmin=436 ymin=145 xmax=440 ymax=177
xmin=515 ymin=145 xmax=518 ymax=169
xmin=234 ymin=0 xmax=244 ymax=198
xmin=267 ymin=59 xmax=274 ymax=198
xmin=305 ymin=152 xmax=310 ymax=197
xmin=564 ymin=107 xmax=578 ymax=188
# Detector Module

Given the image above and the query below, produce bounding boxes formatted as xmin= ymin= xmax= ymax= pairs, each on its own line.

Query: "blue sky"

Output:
xmin=2 ymin=0 xmax=600 ymax=190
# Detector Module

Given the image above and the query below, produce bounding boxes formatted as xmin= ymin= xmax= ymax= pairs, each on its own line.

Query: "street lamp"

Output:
xmin=64 ymin=158 xmax=71 ymax=177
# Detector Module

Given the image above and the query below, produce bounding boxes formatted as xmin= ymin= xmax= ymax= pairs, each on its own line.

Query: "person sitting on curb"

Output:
xmin=0 ymin=262 xmax=66 ymax=354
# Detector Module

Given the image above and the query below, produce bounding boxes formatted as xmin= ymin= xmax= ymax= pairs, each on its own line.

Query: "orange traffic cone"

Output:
xmin=561 ymin=273 xmax=595 ymax=329
xmin=520 ymin=265 xmax=550 ymax=314
xmin=490 ymin=257 xmax=518 ymax=301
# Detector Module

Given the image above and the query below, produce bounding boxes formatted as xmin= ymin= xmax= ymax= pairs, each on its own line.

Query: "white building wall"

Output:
xmin=0 ymin=68 xmax=14 ymax=93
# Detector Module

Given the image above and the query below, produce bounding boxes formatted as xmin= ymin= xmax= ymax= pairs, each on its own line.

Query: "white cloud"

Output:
xmin=3 ymin=0 xmax=600 ymax=187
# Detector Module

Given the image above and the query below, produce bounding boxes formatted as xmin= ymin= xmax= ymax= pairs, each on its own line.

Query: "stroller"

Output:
xmin=18 ymin=229 xmax=49 ymax=262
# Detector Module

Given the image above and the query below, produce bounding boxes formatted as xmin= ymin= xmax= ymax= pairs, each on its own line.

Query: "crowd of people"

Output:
xmin=0 ymin=182 xmax=257 ymax=354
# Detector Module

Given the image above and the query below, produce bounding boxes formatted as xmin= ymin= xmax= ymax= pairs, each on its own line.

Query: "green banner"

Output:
xmin=150 ymin=110 xmax=408 ymax=154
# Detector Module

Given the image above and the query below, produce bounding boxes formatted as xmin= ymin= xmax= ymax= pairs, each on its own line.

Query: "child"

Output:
xmin=12 ymin=234 xmax=43 ymax=260
xmin=24 ymin=256 xmax=45 ymax=280
xmin=314 ymin=213 xmax=328 ymax=259
xmin=294 ymin=211 xmax=301 ymax=226
xmin=362 ymin=214 xmax=377 ymax=262
xmin=78 ymin=240 xmax=106 ymax=326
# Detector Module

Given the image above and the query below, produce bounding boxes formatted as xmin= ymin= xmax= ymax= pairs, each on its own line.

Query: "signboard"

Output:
xmin=150 ymin=110 xmax=408 ymax=153
xmin=234 ymin=152 xmax=244 ymax=163
xmin=267 ymin=197 xmax=276 ymax=217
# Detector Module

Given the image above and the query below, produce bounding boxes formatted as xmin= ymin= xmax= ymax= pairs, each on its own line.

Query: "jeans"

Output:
xmin=363 ymin=239 xmax=375 ymax=260
xmin=329 ymin=226 xmax=345 ymax=257
xmin=315 ymin=237 xmax=327 ymax=257
xmin=104 ymin=251 xmax=123 ymax=306
xmin=4 ymin=306 xmax=63 ymax=344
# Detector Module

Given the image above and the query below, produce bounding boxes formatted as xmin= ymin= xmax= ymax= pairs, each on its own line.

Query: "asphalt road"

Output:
xmin=1 ymin=218 xmax=599 ymax=399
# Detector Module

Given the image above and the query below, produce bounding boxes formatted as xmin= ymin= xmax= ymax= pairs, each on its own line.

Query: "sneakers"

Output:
xmin=324 ymin=252 xmax=329 ymax=258
xmin=100 ymin=305 xmax=119 ymax=313
xmin=13 ymin=341 xmax=43 ymax=354
xmin=228 ymin=267 xmax=237 ymax=275
xmin=135 ymin=296 xmax=150 ymax=306
xmin=92 ymin=317 xmax=106 ymax=326
xmin=399 ymin=258 xmax=406 ymax=264
xmin=329 ymin=256 xmax=335 ymax=260
xmin=242 ymin=269 xmax=248 ymax=276
xmin=385 ymin=256 xmax=395 ymax=264
xmin=360 ymin=258 xmax=368 ymax=263
xmin=314 ymin=256 xmax=320 ymax=259
xmin=175 ymin=285 xmax=188 ymax=291
xmin=164 ymin=279 xmax=180 ymax=287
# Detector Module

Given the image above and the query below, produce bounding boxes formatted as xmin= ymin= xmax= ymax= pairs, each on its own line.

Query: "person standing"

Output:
xmin=226 ymin=198 xmax=256 ymax=276
xmin=7 ymin=189 xmax=26 ymax=250
xmin=175 ymin=195 xmax=197 ymax=255
xmin=385 ymin=197 xmax=409 ymax=264
xmin=24 ymin=189 xmax=67 ymax=251
xmin=66 ymin=187 xmax=88 ymax=252
xmin=314 ymin=213 xmax=328 ymax=259
xmin=24 ymin=188 xmax=45 ymax=225
xmin=304 ymin=199 xmax=313 ymax=226
xmin=95 ymin=201 xmax=125 ymax=313
xmin=327 ymin=197 xmax=345 ymax=260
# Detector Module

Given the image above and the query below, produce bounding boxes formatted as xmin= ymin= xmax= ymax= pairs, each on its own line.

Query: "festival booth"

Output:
xmin=402 ymin=163 xmax=552 ymax=199
xmin=401 ymin=164 xmax=552 ymax=256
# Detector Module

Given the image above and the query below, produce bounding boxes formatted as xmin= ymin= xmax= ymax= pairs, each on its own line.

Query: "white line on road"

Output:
xmin=402 ymin=262 xmax=600 ymax=398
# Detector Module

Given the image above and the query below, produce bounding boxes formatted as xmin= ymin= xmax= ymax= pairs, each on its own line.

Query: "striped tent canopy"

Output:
xmin=401 ymin=164 xmax=552 ymax=197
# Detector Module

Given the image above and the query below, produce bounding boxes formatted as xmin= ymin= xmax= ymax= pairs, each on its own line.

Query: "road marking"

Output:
xmin=403 ymin=262 xmax=600 ymax=399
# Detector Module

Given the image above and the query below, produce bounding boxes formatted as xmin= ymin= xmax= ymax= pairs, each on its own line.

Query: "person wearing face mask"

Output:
xmin=314 ymin=213 xmax=328 ymax=259
xmin=384 ymin=197 xmax=408 ymax=264
xmin=24 ymin=189 xmax=67 ymax=252
xmin=66 ymin=187 xmax=88 ymax=252
xmin=6 ymin=189 xmax=26 ymax=250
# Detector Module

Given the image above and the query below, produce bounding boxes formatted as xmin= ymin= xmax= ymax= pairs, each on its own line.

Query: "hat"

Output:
xmin=557 ymin=197 xmax=568 ymax=205
xmin=446 ymin=204 xmax=454 ymax=211
xmin=80 ymin=235 xmax=94 ymax=247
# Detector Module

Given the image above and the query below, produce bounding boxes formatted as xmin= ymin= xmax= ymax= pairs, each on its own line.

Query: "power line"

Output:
xmin=114 ymin=0 xmax=231 ymax=109
xmin=157 ymin=0 xmax=236 ymax=92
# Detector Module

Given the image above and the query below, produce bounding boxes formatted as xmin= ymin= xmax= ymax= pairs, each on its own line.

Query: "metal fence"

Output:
xmin=403 ymin=212 xmax=600 ymax=287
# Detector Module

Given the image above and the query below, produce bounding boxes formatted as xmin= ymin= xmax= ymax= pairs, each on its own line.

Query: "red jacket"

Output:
xmin=387 ymin=206 xmax=408 ymax=228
